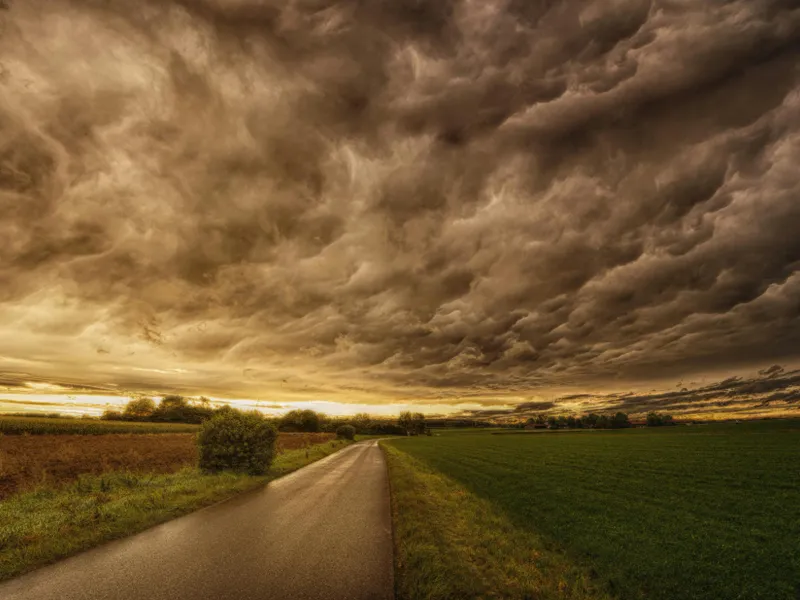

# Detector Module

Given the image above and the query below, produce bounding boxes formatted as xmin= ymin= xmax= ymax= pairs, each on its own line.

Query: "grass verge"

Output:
xmin=381 ymin=442 xmax=612 ymax=600
xmin=0 ymin=439 xmax=351 ymax=582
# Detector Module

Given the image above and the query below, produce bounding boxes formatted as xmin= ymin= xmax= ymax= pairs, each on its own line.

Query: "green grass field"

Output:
xmin=383 ymin=420 xmax=800 ymax=600
xmin=0 ymin=416 xmax=199 ymax=435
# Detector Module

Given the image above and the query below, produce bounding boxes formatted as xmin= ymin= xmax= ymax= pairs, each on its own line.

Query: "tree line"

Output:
xmin=104 ymin=396 xmax=677 ymax=433
xmin=525 ymin=411 xmax=675 ymax=429
xmin=103 ymin=397 xmax=429 ymax=436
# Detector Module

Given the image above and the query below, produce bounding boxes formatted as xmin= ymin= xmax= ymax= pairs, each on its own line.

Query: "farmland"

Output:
xmin=0 ymin=431 xmax=335 ymax=499
xmin=383 ymin=420 xmax=800 ymax=600
xmin=0 ymin=434 xmax=194 ymax=499
xmin=0 ymin=416 xmax=199 ymax=435
xmin=0 ymin=429 xmax=345 ymax=581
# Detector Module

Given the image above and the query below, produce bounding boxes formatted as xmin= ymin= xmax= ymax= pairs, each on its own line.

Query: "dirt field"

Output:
xmin=0 ymin=432 xmax=335 ymax=499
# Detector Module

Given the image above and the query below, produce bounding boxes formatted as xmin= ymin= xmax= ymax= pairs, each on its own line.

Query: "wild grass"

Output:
xmin=383 ymin=419 xmax=800 ymax=600
xmin=0 ymin=439 xmax=352 ymax=582
xmin=0 ymin=416 xmax=199 ymax=435
xmin=382 ymin=443 xmax=612 ymax=600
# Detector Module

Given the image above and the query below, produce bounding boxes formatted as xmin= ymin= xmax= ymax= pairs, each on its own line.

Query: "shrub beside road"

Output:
xmin=0 ymin=410 xmax=352 ymax=582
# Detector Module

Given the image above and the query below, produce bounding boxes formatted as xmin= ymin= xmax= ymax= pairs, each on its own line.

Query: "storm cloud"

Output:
xmin=1 ymin=0 xmax=799 ymax=412
xmin=463 ymin=366 xmax=800 ymax=420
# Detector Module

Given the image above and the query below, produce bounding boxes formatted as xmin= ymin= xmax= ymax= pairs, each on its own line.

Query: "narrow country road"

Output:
xmin=0 ymin=440 xmax=394 ymax=600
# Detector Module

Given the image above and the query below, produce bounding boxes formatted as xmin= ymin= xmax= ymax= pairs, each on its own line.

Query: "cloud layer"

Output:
xmin=465 ymin=365 xmax=800 ymax=420
xmin=1 ymin=0 xmax=799 ymax=412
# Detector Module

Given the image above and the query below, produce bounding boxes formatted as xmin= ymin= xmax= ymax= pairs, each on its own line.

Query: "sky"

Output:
xmin=0 ymin=0 xmax=799 ymax=419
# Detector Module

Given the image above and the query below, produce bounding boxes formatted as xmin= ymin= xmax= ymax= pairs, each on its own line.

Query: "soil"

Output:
xmin=0 ymin=432 xmax=335 ymax=499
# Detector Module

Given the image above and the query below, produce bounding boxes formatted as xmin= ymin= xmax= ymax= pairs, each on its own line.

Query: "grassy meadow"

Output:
xmin=383 ymin=420 xmax=800 ymax=600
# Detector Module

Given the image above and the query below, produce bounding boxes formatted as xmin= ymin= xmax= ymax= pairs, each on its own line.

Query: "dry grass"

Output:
xmin=0 ymin=432 xmax=335 ymax=499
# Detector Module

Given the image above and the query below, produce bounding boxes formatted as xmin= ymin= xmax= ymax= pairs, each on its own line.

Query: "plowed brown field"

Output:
xmin=0 ymin=432 xmax=335 ymax=499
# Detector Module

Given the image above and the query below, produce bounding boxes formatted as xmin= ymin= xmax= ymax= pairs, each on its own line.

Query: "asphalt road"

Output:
xmin=0 ymin=440 xmax=394 ymax=600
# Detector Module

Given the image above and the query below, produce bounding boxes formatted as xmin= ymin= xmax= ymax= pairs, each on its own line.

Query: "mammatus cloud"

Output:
xmin=0 ymin=0 xmax=799 ymax=414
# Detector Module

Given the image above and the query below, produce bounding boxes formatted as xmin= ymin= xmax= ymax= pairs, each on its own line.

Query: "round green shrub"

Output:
xmin=336 ymin=424 xmax=356 ymax=440
xmin=197 ymin=410 xmax=278 ymax=475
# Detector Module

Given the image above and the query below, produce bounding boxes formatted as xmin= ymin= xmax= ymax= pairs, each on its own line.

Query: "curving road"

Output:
xmin=0 ymin=440 xmax=394 ymax=600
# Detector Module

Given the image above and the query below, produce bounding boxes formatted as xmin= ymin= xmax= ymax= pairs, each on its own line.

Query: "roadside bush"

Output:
xmin=336 ymin=425 xmax=356 ymax=440
xmin=197 ymin=411 xmax=278 ymax=475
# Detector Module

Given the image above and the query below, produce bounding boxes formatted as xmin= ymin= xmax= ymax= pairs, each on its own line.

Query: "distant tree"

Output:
xmin=535 ymin=414 xmax=547 ymax=425
xmin=191 ymin=397 xmax=215 ymax=421
xmin=566 ymin=416 xmax=577 ymax=429
xmin=279 ymin=409 xmax=321 ymax=432
xmin=611 ymin=412 xmax=631 ymax=429
xmin=398 ymin=411 xmax=414 ymax=435
xmin=152 ymin=395 xmax=188 ymax=421
xmin=301 ymin=409 xmax=321 ymax=432
xmin=646 ymin=412 xmax=675 ymax=427
xmin=145 ymin=395 xmax=215 ymax=424
xmin=123 ymin=397 xmax=155 ymax=420
xmin=351 ymin=413 xmax=372 ymax=433
xmin=546 ymin=416 xmax=558 ymax=429
xmin=596 ymin=414 xmax=610 ymax=429
xmin=369 ymin=421 xmax=406 ymax=436
xmin=336 ymin=424 xmax=356 ymax=440
xmin=320 ymin=416 xmax=346 ymax=433
xmin=584 ymin=413 xmax=600 ymax=428
xmin=101 ymin=409 xmax=124 ymax=421
xmin=412 ymin=413 xmax=427 ymax=435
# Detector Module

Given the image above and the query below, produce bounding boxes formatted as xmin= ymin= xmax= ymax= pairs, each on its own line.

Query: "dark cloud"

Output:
xmin=513 ymin=401 xmax=556 ymax=412
xmin=463 ymin=367 xmax=800 ymax=419
xmin=0 ymin=0 xmax=799 ymax=411
xmin=759 ymin=364 xmax=785 ymax=378
xmin=0 ymin=398 xmax=69 ymax=408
